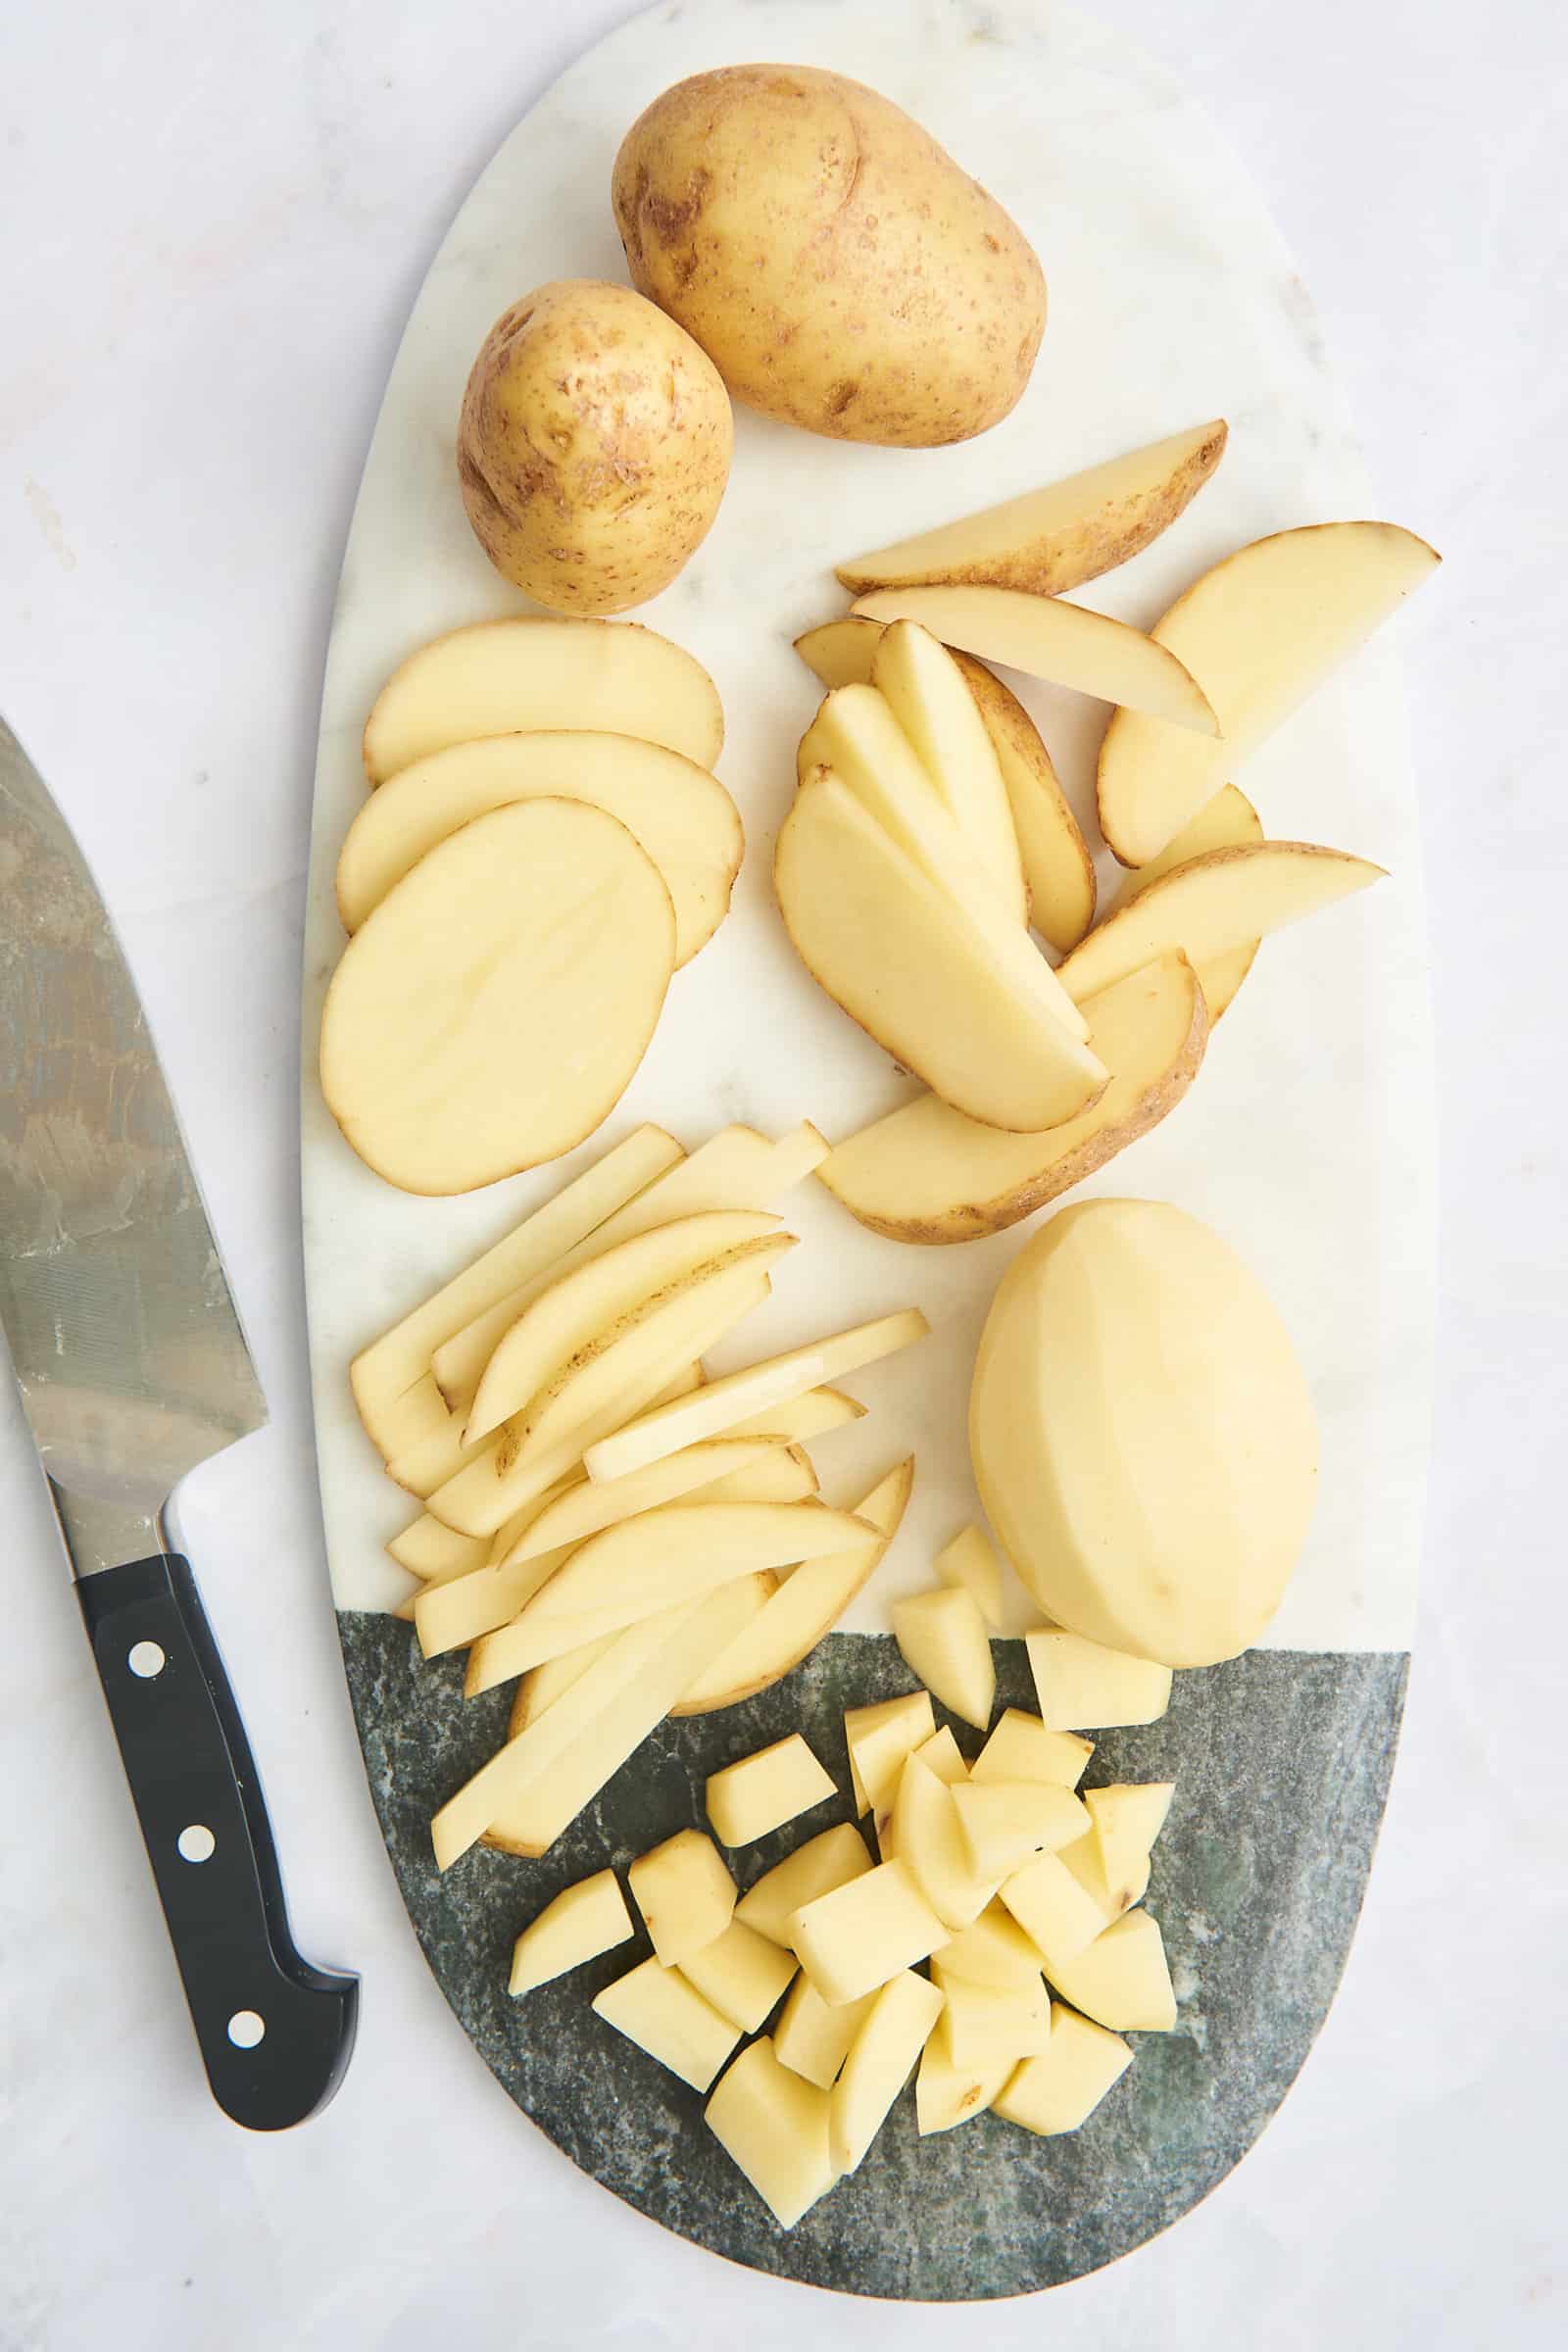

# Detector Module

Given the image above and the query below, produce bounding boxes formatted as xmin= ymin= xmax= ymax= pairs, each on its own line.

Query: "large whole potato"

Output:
xmin=612 ymin=66 xmax=1046 ymax=447
xmin=458 ymin=279 xmax=733 ymax=614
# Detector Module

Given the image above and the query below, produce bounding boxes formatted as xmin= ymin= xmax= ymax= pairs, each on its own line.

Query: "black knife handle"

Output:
xmin=77 ymin=1552 xmax=359 ymax=2131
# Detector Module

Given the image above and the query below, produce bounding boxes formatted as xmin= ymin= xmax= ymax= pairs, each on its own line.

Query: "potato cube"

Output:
xmin=892 ymin=1588 xmax=996 ymax=1730
xmin=891 ymin=1753 xmax=997 ymax=1932
xmin=911 ymin=1726 xmax=968 ymax=1786
xmin=914 ymin=2013 xmax=1012 ymax=2134
xmin=509 ymin=1867 xmax=633 ymax=1995
xmin=592 ymin=1955 xmax=741 ymax=2091
xmin=934 ymin=1524 xmax=1005 ymax=1627
xmin=1026 ymin=1628 xmax=1172 ymax=1731
xmin=941 ymin=1976 xmax=1053 ymax=2069
xmin=995 ymin=2003 xmax=1133 ymax=2134
xmin=930 ymin=1901 xmax=1046 ymax=1994
xmin=999 ymin=1849 xmax=1110 ymax=1971
xmin=734 ymin=1823 xmax=872 ymax=1948
xmin=707 ymin=1734 xmax=837 ymax=1846
xmin=706 ymin=2037 xmax=835 ymax=2230
xmin=970 ymin=1707 xmax=1093 ymax=1789
xmin=1086 ymin=1782 xmax=1175 ymax=1893
xmin=830 ymin=1970 xmax=946 ymax=2176
xmin=951 ymin=1781 xmax=1090 ymax=1879
xmin=627 ymin=1829 xmax=736 ymax=1968
xmin=1057 ymin=1831 xmax=1142 ymax=1924
xmin=844 ymin=1692 xmax=935 ymax=1815
xmin=792 ymin=1858 xmax=950 ymax=2006
xmin=774 ymin=1975 xmax=877 ymax=2088
xmin=679 ymin=1919 xmax=798 ymax=2033
xmin=1043 ymin=1908 xmax=1177 ymax=2032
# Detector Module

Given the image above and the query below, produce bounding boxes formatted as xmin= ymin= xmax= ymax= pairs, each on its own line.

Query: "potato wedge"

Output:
xmin=829 ymin=1970 xmax=946 ymax=2175
xmin=319 ymin=800 xmax=674 ymax=1196
xmin=505 ymin=1635 xmax=614 ymax=1727
xmin=852 ymin=585 xmax=1219 ymax=735
xmin=776 ymin=765 xmax=1107 ymax=1133
xmin=1104 ymin=786 xmax=1262 ymax=1017
xmin=1097 ymin=520 xmax=1441 ymax=864
xmin=871 ymin=622 xmax=1028 ymax=927
xmin=816 ymin=953 xmax=1206 ymax=1245
xmin=362 ymin=614 xmax=724 ymax=783
xmin=336 ymin=730 xmax=742 ymax=962
xmin=834 ymin=420 xmax=1229 ymax=596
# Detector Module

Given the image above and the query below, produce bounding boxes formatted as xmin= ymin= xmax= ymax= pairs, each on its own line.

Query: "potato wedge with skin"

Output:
xmin=830 ymin=1970 xmax=946 ymax=2175
xmin=995 ymin=2004 xmax=1133 ymax=2134
xmin=1055 ymin=841 xmax=1384 ymax=1006
xmin=871 ymin=621 xmax=1028 ymax=927
xmin=1042 ymin=1908 xmax=1178 ymax=2033
xmin=492 ymin=1434 xmax=803 ymax=1572
xmin=776 ymin=766 xmax=1108 ymax=1134
xmin=510 ymin=1869 xmax=633 ymax=1995
xmin=1097 ymin=519 xmax=1441 ymax=864
xmin=733 ymin=1824 xmax=873 ymax=1950
xmin=362 ymin=614 xmax=724 ymax=783
xmin=892 ymin=1587 xmax=996 ymax=1731
xmin=670 ymin=1456 xmax=911 ymax=1715
xmin=319 ymin=800 xmax=674 ymax=1196
xmin=835 ymin=419 xmax=1229 ymax=596
xmin=1105 ymin=786 xmax=1262 ymax=1018
xmin=593 ymin=1956 xmax=741 ymax=2091
xmin=852 ymin=585 xmax=1220 ymax=735
xmin=497 ymin=1537 xmax=778 ymax=1712
xmin=705 ymin=2038 xmax=835 ymax=2231
xmin=336 ymin=730 xmax=742 ymax=961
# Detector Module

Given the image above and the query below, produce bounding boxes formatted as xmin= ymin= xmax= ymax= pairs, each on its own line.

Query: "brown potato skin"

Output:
xmin=458 ymin=279 xmax=732 ymax=614
xmin=612 ymin=67 xmax=1046 ymax=447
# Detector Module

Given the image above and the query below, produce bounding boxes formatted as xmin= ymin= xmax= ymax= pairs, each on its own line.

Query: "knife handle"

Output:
xmin=77 ymin=1552 xmax=360 ymax=2131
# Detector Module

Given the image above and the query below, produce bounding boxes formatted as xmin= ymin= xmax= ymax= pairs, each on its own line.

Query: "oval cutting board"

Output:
xmin=300 ymin=0 xmax=1433 ymax=2299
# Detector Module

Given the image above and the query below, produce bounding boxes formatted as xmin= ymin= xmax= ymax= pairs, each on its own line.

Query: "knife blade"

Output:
xmin=0 ymin=715 xmax=357 ymax=2130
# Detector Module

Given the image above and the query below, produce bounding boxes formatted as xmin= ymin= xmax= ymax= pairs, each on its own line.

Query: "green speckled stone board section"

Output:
xmin=337 ymin=1618 xmax=1406 ymax=2299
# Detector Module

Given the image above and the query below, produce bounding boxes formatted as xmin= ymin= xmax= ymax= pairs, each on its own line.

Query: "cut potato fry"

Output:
xmin=640 ymin=1440 xmax=817 ymax=1510
xmin=1106 ymin=786 xmax=1262 ymax=1018
xmin=942 ymin=1976 xmax=1053 ymax=2068
xmin=1086 ymin=1783 xmax=1176 ymax=1898
xmin=777 ymin=766 xmax=1107 ymax=1133
xmin=592 ymin=1955 xmax=742 ymax=2091
xmin=829 ymin=1969 xmax=946 ymax=2175
xmin=719 ymin=1385 xmax=865 ymax=1446
xmin=915 ymin=2017 xmax=1012 ymax=2134
xmin=362 ymin=615 xmax=725 ymax=783
xmin=492 ymin=1435 xmax=799 ymax=1571
xmin=999 ymin=1849 xmax=1111 ymax=1972
xmin=336 ymin=729 xmax=742 ymax=962
xmin=505 ymin=1634 xmax=615 ymax=1732
xmin=319 ymin=800 xmax=674 ymax=1195
xmin=835 ymin=421 xmax=1229 ymax=597
xmin=774 ymin=1977 xmax=877 ymax=2089
xmin=733 ymin=1824 xmax=873 ymax=1950
xmin=934 ymin=1526 xmax=1004 ymax=1629
xmin=951 ymin=1781 xmax=1090 ymax=1880
xmin=890 ymin=1753 xmax=998 ymax=1932
xmin=871 ymin=621 xmax=1028 ymax=927
xmin=792 ymin=1858 xmax=950 ymax=2006
xmin=707 ymin=1735 xmax=838 ymax=1847
xmin=509 ymin=1868 xmax=633 ymax=1995
xmin=413 ymin=1532 xmax=575 ymax=1659
xmin=1026 ymin=1629 xmax=1173 ymax=1731
xmin=1097 ymin=520 xmax=1441 ymax=864
xmin=970 ymin=1709 xmax=1093 ymax=1790
xmin=705 ymin=2037 xmax=835 ymax=2230
xmin=351 ymin=1123 xmax=681 ymax=1450
xmin=932 ymin=1901 xmax=1047 ymax=1994
xmin=672 ymin=1456 xmax=912 ymax=1717
xmin=387 ymin=1511 xmax=488 ymax=1585
xmin=628 ymin=1830 xmax=737 ymax=1968
xmin=583 ymin=1304 xmax=930 ymax=1487
xmin=1042 ymin=1909 xmax=1178 ymax=2033
xmin=852 ymin=585 xmax=1220 ymax=735
xmin=679 ymin=1920 xmax=798 ymax=2034
xmin=816 ymin=952 xmax=1207 ymax=1246
xmin=844 ymin=1692 xmax=936 ymax=1819
xmin=1055 ymin=841 xmax=1384 ymax=1007
xmin=892 ymin=1587 xmax=996 ymax=1731
xmin=995 ymin=2004 xmax=1133 ymax=2134
xmin=370 ymin=1372 xmax=467 ymax=1484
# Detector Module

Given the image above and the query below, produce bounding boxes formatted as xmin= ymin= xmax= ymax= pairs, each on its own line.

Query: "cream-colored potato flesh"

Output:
xmin=994 ymin=2005 xmax=1133 ymax=2133
xmin=707 ymin=1735 xmax=838 ymax=1846
xmin=1041 ymin=1908 xmax=1178 ymax=2033
xmin=871 ymin=621 xmax=1028 ymax=926
xmin=971 ymin=1200 xmax=1319 ymax=1665
xmin=1106 ymin=786 xmax=1263 ymax=1018
xmin=492 ymin=1433 xmax=799 ymax=1571
xmin=733 ymin=1825 xmax=873 ymax=1949
xmin=776 ymin=766 xmax=1107 ymax=1133
xmin=362 ymin=615 xmax=724 ymax=782
xmin=627 ymin=1829 xmax=737 ymax=1968
xmin=318 ymin=800 xmax=674 ymax=1196
xmin=1097 ymin=519 xmax=1441 ymax=864
xmin=509 ymin=1869 xmax=633 ymax=1995
xmin=845 ymin=1692 xmax=937 ymax=1820
xmin=817 ymin=952 xmax=1207 ymax=1245
xmin=934 ymin=1525 xmax=1004 ymax=1628
xmin=891 ymin=1587 xmax=996 ymax=1730
xmin=593 ymin=1956 xmax=741 ymax=2091
xmin=679 ymin=1921 xmax=798 ymax=2034
xmin=834 ymin=420 xmax=1229 ymax=596
xmin=791 ymin=1858 xmax=949 ymax=2007
xmin=829 ymin=1971 xmax=945 ymax=2174
xmin=852 ymin=585 xmax=1220 ymax=734
xmin=336 ymin=730 xmax=742 ymax=961
xmin=704 ymin=2038 xmax=835 ymax=2230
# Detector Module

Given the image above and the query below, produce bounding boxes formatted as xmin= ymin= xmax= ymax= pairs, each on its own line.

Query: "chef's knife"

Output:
xmin=0 ymin=715 xmax=358 ymax=2130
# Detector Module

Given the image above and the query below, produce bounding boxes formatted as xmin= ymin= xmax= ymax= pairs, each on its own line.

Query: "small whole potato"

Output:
xmin=457 ymin=278 xmax=733 ymax=613
xmin=612 ymin=66 xmax=1046 ymax=448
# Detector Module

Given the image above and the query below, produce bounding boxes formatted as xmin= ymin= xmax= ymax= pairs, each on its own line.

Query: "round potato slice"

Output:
xmin=334 ymin=730 xmax=743 ymax=962
xmin=319 ymin=799 xmax=674 ymax=1195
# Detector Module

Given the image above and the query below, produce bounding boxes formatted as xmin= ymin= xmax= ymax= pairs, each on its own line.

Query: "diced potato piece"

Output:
xmin=1057 ymin=1830 xmax=1143 ymax=1925
xmin=915 ymin=2015 xmax=1013 ymax=2135
xmin=508 ymin=1868 xmax=633 ymax=1995
xmin=1087 ymin=1783 xmax=1176 ymax=1894
xmin=774 ymin=1977 xmax=877 ymax=2089
xmin=999 ymin=1850 xmax=1111 ymax=1972
xmin=890 ymin=1755 xmax=998 ymax=1932
xmin=970 ymin=1708 xmax=1093 ymax=1789
xmin=951 ymin=1781 xmax=1090 ymax=1881
xmin=934 ymin=1526 xmax=1004 ymax=1629
xmin=892 ymin=1588 xmax=996 ymax=1731
xmin=1026 ymin=1629 xmax=1173 ymax=1732
xmin=931 ymin=1902 xmax=1046 ymax=1994
xmin=995 ymin=2003 xmax=1133 ymax=2134
xmin=911 ymin=1726 xmax=968 ymax=1788
xmin=792 ymin=1859 xmax=950 ymax=2007
xmin=705 ymin=2038 xmax=835 ymax=2230
xmin=678 ymin=1920 xmax=798 ymax=2034
xmin=942 ymin=1977 xmax=1053 ymax=2069
xmin=627 ymin=1830 xmax=736 ymax=1968
xmin=830 ymin=1970 xmax=946 ymax=2176
xmin=1043 ymin=1909 xmax=1178 ymax=2033
xmin=592 ymin=1956 xmax=741 ymax=2091
xmin=707 ymin=1735 xmax=838 ymax=1847
xmin=844 ymin=1692 xmax=936 ymax=1817
xmin=734 ymin=1824 xmax=873 ymax=1949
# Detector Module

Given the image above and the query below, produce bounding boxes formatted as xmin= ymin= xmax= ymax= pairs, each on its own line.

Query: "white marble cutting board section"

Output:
xmin=301 ymin=0 xmax=1434 ymax=1646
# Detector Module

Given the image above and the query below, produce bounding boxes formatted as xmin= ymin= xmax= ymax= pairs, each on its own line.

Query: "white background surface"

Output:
xmin=0 ymin=1 xmax=1562 ymax=2345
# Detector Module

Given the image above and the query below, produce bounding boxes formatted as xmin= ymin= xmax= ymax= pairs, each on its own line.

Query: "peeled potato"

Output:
xmin=319 ymin=798 xmax=674 ymax=1194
